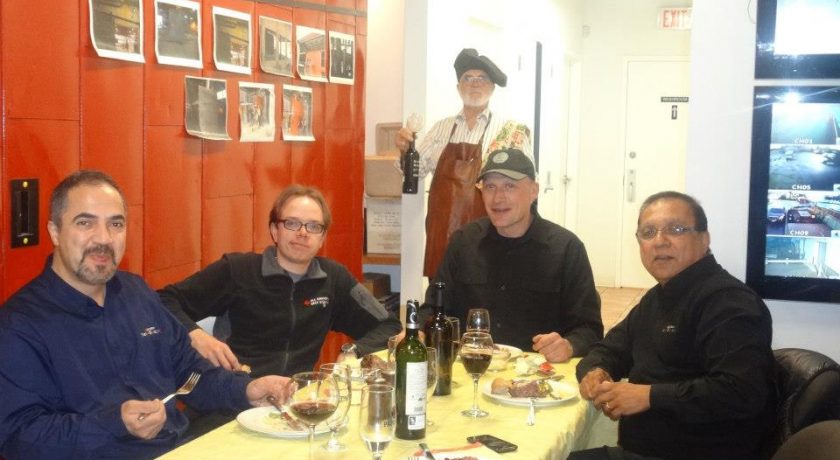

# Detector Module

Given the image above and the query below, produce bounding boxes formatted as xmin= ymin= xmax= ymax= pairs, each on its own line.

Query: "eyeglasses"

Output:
xmin=460 ymin=74 xmax=491 ymax=85
xmin=636 ymin=224 xmax=699 ymax=240
xmin=278 ymin=219 xmax=326 ymax=234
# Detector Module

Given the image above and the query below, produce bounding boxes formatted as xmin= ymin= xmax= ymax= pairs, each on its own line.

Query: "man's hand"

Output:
xmin=246 ymin=375 xmax=294 ymax=407
xmin=188 ymin=329 xmax=241 ymax=371
xmin=394 ymin=127 xmax=414 ymax=153
xmin=121 ymin=400 xmax=166 ymax=440
xmin=579 ymin=367 xmax=613 ymax=400
xmin=592 ymin=381 xmax=651 ymax=421
xmin=531 ymin=332 xmax=574 ymax=362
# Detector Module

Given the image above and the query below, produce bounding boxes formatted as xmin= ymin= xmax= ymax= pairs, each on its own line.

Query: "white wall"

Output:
xmin=576 ymin=0 xmax=692 ymax=286
xmin=365 ymin=0 xmax=406 ymax=155
xmin=687 ymin=0 xmax=840 ymax=361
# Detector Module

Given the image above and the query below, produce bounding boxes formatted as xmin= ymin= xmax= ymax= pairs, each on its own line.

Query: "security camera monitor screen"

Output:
xmin=747 ymin=86 xmax=840 ymax=303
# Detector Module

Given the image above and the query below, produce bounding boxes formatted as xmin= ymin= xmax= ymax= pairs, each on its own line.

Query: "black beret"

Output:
xmin=453 ymin=48 xmax=507 ymax=87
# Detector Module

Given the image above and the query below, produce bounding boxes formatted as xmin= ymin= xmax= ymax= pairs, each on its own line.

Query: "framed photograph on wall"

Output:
xmin=282 ymin=84 xmax=314 ymax=141
xmin=154 ymin=0 xmax=201 ymax=68
xmin=185 ymin=76 xmax=230 ymax=140
xmin=239 ymin=82 xmax=275 ymax=142
xmin=746 ymin=86 xmax=840 ymax=303
xmin=328 ymin=31 xmax=355 ymax=85
xmin=755 ymin=0 xmax=840 ymax=79
xmin=296 ymin=26 xmax=327 ymax=82
xmin=259 ymin=16 xmax=293 ymax=77
xmin=89 ymin=0 xmax=145 ymax=63
xmin=213 ymin=6 xmax=251 ymax=75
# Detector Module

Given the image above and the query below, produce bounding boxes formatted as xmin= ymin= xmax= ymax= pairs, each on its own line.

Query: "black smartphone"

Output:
xmin=467 ymin=434 xmax=518 ymax=453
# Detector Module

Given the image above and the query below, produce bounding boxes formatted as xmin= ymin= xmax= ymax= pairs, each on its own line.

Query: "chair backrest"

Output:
xmin=765 ymin=348 xmax=840 ymax=458
xmin=770 ymin=420 xmax=840 ymax=460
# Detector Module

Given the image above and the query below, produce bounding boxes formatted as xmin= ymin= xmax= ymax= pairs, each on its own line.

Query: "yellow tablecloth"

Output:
xmin=158 ymin=357 xmax=617 ymax=460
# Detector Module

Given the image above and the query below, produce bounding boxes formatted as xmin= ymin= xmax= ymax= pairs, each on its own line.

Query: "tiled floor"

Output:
xmin=597 ymin=286 xmax=647 ymax=332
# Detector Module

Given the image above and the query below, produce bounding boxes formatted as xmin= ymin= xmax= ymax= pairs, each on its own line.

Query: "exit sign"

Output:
xmin=657 ymin=8 xmax=692 ymax=30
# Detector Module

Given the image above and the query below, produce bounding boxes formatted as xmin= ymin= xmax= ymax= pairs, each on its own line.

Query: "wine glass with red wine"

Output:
xmin=459 ymin=331 xmax=493 ymax=418
xmin=289 ymin=371 xmax=339 ymax=460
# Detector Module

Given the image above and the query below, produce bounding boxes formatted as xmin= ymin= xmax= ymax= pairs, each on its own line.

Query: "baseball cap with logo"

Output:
xmin=477 ymin=148 xmax=535 ymax=182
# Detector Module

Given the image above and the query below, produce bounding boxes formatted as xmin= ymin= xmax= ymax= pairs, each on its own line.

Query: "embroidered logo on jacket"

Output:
xmin=141 ymin=326 xmax=162 ymax=337
xmin=661 ymin=325 xmax=677 ymax=334
xmin=304 ymin=296 xmax=330 ymax=308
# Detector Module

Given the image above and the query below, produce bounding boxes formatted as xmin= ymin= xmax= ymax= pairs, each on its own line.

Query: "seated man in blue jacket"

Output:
xmin=0 ymin=170 xmax=292 ymax=460
xmin=159 ymin=184 xmax=402 ymax=377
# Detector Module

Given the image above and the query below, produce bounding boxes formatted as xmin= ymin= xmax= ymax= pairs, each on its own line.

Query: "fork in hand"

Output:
xmin=138 ymin=372 xmax=201 ymax=421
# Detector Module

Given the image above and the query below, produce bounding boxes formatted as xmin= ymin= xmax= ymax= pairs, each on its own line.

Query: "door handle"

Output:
xmin=625 ymin=169 xmax=636 ymax=203
xmin=544 ymin=171 xmax=554 ymax=194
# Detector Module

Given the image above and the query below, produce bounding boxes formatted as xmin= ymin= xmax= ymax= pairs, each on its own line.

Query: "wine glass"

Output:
xmin=466 ymin=308 xmax=491 ymax=333
xmin=358 ymin=383 xmax=396 ymax=460
xmin=319 ymin=363 xmax=352 ymax=452
xmin=406 ymin=112 xmax=424 ymax=133
xmin=288 ymin=371 xmax=339 ymax=460
xmin=459 ymin=331 xmax=494 ymax=418
xmin=425 ymin=347 xmax=438 ymax=427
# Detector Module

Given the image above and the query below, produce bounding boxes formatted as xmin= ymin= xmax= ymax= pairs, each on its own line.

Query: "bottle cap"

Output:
xmin=406 ymin=300 xmax=420 ymax=329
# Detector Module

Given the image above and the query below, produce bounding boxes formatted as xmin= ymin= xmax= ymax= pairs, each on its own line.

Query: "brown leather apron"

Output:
xmin=423 ymin=118 xmax=491 ymax=277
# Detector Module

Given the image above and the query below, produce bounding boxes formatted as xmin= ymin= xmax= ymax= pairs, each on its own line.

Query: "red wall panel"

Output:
xmin=1 ymin=0 xmax=368 ymax=361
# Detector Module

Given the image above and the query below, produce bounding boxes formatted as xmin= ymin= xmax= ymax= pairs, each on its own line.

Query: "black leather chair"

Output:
xmin=764 ymin=348 xmax=840 ymax=458
xmin=771 ymin=420 xmax=840 ymax=460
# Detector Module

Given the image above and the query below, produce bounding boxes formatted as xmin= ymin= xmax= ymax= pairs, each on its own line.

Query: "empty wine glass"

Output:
xmin=459 ymin=331 xmax=494 ymax=418
xmin=406 ymin=112 xmax=424 ymax=133
xmin=288 ymin=371 xmax=339 ymax=460
xmin=319 ymin=363 xmax=352 ymax=452
xmin=466 ymin=308 xmax=491 ymax=333
xmin=425 ymin=346 xmax=438 ymax=426
xmin=359 ymin=383 xmax=396 ymax=460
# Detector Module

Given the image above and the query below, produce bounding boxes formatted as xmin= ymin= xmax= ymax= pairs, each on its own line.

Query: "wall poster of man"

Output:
xmin=328 ymin=31 xmax=355 ymax=85
xmin=239 ymin=82 xmax=276 ymax=142
xmin=282 ymin=85 xmax=314 ymax=141
xmin=185 ymin=76 xmax=231 ymax=140
xmin=154 ymin=0 xmax=201 ymax=68
xmin=259 ymin=16 xmax=293 ymax=77
xmin=295 ymin=25 xmax=327 ymax=82
xmin=212 ymin=6 xmax=251 ymax=75
xmin=88 ymin=0 xmax=145 ymax=63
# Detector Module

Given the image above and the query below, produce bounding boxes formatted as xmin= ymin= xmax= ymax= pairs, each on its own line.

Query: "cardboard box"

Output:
xmin=363 ymin=272 xmax=391 ymax=298
xmin=365 ymin=155 xmax=402 ymax=197
xmin=365 ymin=197 xmax=401 ymax=254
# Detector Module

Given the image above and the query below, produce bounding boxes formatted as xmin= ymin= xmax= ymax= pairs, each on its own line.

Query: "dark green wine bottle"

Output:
xmin=424 ymin=282 xmax=453 ymax=395
xmin=395 ymin=300 xmax=427 ymax=440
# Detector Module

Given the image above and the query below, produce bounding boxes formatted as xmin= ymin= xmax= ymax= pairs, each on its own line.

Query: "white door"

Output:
xmin=618 ymin=59 xmax=690 ymax=287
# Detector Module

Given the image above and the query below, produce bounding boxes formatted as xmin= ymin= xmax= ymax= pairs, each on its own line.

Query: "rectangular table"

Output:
xmin=158 ymin=357 xmax=617 ymax=459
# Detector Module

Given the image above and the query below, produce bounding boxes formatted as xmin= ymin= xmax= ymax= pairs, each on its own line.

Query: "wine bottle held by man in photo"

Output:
xmin=395 ymin=300 xmax=427 ymax=440
xmin=424 ymin=282 xmax=453 ymax=395
xmin=402 ymin=113 xmax=423 ymax=194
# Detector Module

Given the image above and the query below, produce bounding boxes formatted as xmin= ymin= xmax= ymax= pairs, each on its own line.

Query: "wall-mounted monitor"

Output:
xmin=755 ymin=0 xmax=840 ymax=79
xmin=747 ymin=86 xmax=840 ymax=302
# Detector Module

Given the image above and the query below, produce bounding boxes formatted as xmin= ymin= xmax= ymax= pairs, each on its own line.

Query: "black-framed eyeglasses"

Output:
xmin=278 ymin=219 xmax=326 ymax=234
xmin=636 ymin=224 xmax=698 ymax=240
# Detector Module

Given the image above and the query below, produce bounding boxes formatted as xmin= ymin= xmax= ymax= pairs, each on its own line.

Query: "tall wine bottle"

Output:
xmin=423 ymin=282 xmax=453 ymax=395
xmin=395 ymin=300 xmax=427 ymax=440
xmin=402 ymin=138 xmax=420 ymax=194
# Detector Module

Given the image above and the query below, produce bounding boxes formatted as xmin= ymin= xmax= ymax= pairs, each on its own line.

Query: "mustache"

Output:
xmin=83 ymin=244 xmax=116 ymax=261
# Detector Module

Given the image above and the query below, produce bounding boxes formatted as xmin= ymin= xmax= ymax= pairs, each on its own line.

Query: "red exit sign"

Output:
xmin=658 ymin=7 xmax=692 ymax=30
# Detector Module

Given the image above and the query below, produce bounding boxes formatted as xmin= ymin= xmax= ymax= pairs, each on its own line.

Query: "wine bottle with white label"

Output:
xmin=395 ymin=300 xmax=427 ymax=440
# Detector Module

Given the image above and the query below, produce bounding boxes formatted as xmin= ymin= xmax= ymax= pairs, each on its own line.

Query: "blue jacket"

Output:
xmin=0 ymin=259 xmax=252 ymax=459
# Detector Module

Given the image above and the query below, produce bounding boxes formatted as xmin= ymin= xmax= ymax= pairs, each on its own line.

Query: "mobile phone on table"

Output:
xmin=467 ymin=434 xmax=518 ymax=453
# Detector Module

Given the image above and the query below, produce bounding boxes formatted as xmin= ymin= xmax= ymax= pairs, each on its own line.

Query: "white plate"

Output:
xmin=236 ymin=406 xmax=330 ymax=439
xmin=495 ymin=344 xmax=523 ymax=359
xmin=482 ymin=380 xmax=579 ymax=407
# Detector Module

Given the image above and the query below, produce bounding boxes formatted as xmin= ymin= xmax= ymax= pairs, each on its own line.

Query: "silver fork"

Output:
xmin=138 ymin=372 xmax=201 ymax=420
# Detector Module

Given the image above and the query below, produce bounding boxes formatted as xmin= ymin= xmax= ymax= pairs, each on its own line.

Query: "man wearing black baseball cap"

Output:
xmin=426 ymin=148 xmax=603 ymax=363
xmin=395 ymin=48 xmax=533 ymax=278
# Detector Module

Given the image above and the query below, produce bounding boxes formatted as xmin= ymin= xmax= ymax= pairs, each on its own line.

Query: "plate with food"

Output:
xmin=494 ymin=344 xmax=523 ymax=360
xmin=483 ymin=376 xmax=578 ymax=407
xmin=236 ymin=406 xmax=330 ymax=438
